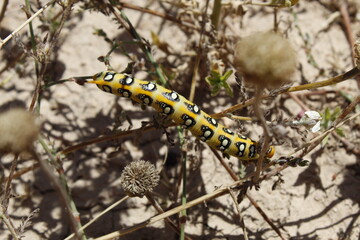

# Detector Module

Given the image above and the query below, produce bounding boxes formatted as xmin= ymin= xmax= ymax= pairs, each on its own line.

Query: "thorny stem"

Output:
xmin=252 ymin=86 xmax=271 ymax=183
xmin=211 ymin=67 xmax=360 ymax=119
xmin=286 ymin=67 xmax=360 ymax=92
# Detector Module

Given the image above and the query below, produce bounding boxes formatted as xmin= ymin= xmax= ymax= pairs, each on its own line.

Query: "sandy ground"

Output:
xmin=0 ymin=0 xmax=360 ymax=239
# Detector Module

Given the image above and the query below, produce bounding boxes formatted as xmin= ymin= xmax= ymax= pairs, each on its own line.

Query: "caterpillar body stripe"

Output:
xmin=88 ymin=71 xmax=275 ymax=160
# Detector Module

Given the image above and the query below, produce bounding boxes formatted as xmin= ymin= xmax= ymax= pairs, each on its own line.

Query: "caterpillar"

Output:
xmin=86 ymin=71 xmax=275 ymax=160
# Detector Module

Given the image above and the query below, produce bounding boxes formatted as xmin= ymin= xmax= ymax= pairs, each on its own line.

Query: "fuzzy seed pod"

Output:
xmin=234 ymin=32 xmax=297 ymax=88
xmin=120 ymin=160 xmax=160 ymax=198
xmin=0 ymin=108 xmax=40 ymax=154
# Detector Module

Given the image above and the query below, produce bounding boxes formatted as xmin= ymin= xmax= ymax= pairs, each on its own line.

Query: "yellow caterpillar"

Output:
xmin=86 ymin=71 xmax=275 ymax=160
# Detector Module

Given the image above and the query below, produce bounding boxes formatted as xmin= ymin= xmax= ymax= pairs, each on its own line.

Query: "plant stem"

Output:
xmin=210 ymin=0 xmax=222 ymax=30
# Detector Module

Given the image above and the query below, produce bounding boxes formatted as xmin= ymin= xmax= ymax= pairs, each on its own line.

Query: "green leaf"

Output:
xmin=335 ymin=128 xmax=345 ymax=137
xmin=322 ymin=135 xmax=329 ymax=146
xmin=205 ymin=69 xmax=234 ymax=97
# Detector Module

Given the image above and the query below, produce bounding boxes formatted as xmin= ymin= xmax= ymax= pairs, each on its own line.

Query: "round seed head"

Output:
xmin=0 ymin=108 xmax=40 ymax=154
xmin=234 ymin=32 xmax=297 ymax=88
xmin=120 ymin=160 xmax=160 ymax=198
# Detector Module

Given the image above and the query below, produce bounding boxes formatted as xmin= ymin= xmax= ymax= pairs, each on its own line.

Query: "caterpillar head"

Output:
xmin=88 ymin=71 xmax=116 ymax=93
xmin=266 ymin=146 xmax=275 ymax=159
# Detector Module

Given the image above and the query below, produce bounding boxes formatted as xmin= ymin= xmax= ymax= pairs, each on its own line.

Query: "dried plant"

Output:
xmin=120 ymin=160 xmax=160 ymax=198
xmin=0 ymin=0 xmax=359 ymax=239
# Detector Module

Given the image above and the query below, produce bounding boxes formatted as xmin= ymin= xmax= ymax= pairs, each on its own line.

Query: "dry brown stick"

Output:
xmin=253 ymin=87 xmax=271 ymax=183
xmin=119 ymin=2 xmax=199 ymax=31
xmin=332 ymin=132 xmax=360 ymax=155
xmin=228 ymin=189 xmax=249 ymax=240
xmin=2 ymin=162 xmax=39 ymax=182
xmin=0 ymin=0 xmax=55 ymax=49
xmin=287 ymin=92 xmax=310 ymax=111
xmin=211 ymin=67 xmax=360 ymax=119
xmin=0 ymin=0 xmax=9 ymax=23
xmin=3 ymin=154 xmax=19 ymax=207
xmin=64 ymin=196 xmax=129 ymax=240
xmin=298 ymin=90 xmax=338 ymax=96
xmin=336 ymin=1 xmax=360 ymax=90
xmin=337 ymin=1 xmax=355 ymax=62
xmin=208 ymin=147 xmax=286 ymax=239
xmin=332 ymin=95 xmax=360 ymax=127
xmin=145 ymin=193 xmax=192 ymax=240
xmin=59 ymin=123 xmax=173 ymax=156
xmin=246 ymin=194 xmax=287 ymax=240
xmin=0 ymin=204 xmax=20 ymax=240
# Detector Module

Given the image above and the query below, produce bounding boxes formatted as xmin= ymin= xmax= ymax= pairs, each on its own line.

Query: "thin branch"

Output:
xmin=119 ymin=2 xmax=199 ymax=31
xmin=0 ymin=0 xmax=9 ymax=23
xmin=0 ymin=0 xmax=55 ymax=49
xmin=211 ymin=67 xmax=360 ymax=119
xmin=0 ymin=205 xmax=20 ymax=240
xmin=64 ymin=196 xmax=129 ymax=240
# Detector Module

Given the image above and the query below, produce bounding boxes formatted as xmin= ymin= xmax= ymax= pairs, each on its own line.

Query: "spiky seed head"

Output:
xmin=234 ymin=32 xmax=297 ymax=88
xmin=120 ymin=160 xmax=160 ymax=198
xmin=0 ymin=108 xmax=40 ymax=154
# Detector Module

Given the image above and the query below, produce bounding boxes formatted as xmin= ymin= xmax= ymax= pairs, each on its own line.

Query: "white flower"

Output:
xmin=292 ymin=111 xmax=322 ymax=133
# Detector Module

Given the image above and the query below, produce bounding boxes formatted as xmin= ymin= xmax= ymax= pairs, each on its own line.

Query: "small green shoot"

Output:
xmin=205 ymin=69 xmax=233 ymax=97
xmin=321 ymin=107 xmax=345 ymax=146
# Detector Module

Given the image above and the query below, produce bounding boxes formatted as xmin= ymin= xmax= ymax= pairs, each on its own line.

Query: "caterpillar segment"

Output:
xmin=88 ymin=71 xmax=275 ymax=161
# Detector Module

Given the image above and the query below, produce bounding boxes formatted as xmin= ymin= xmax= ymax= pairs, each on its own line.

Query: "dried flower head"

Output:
xmin=120 ymin=160 xmax=160 ymax=198
xmin=0 ymin=108 xmax=40 ymax=154
xmin=234 ymin=32 xmax=297 ymax=88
